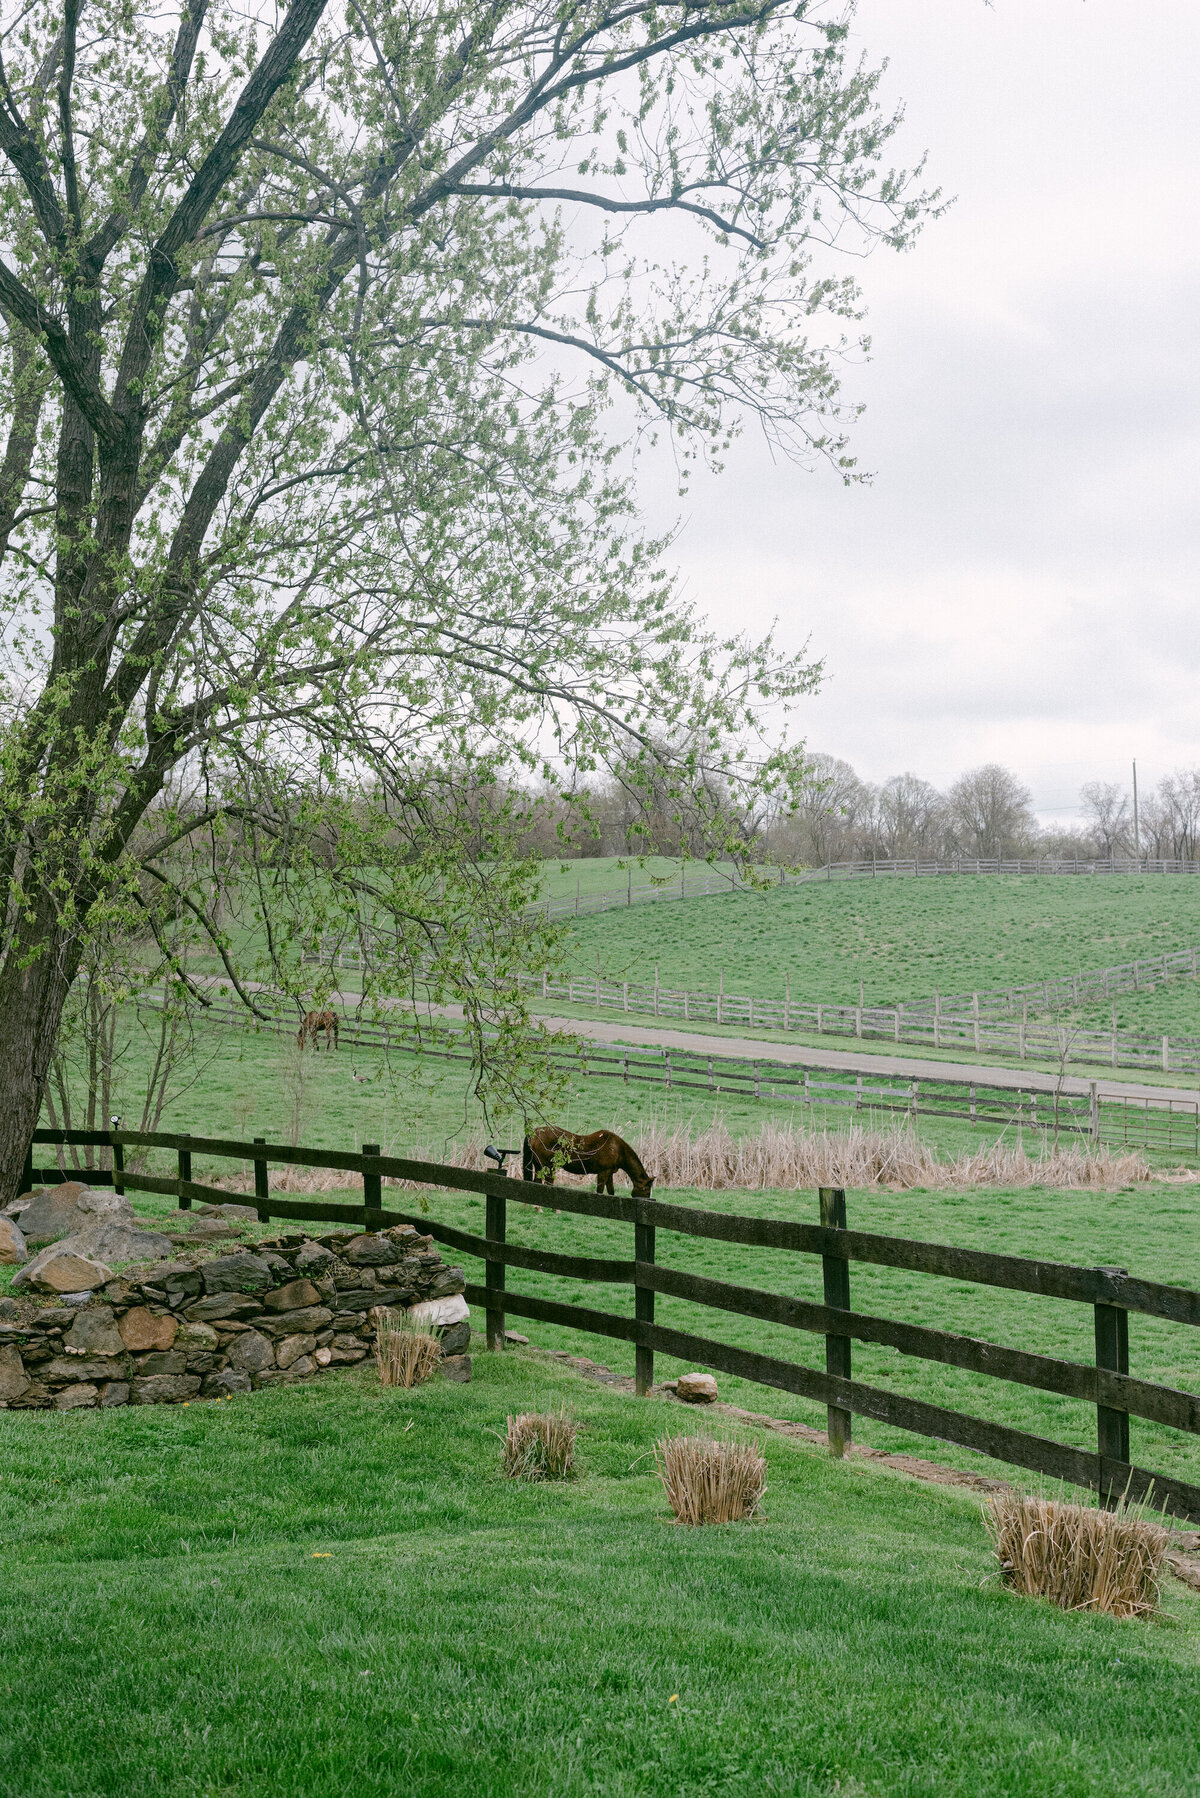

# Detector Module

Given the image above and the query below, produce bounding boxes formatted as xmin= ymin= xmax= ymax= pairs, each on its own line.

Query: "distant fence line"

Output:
xmin=530 ymin=855 xmax=1200 ymax=924
xmin=154 ymin=992 xmax=1200 ymax=1155
xmin=509 ymin=965 xmax=1200 ymax=1075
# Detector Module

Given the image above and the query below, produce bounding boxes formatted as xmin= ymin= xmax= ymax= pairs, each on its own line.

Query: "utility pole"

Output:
xmin=1132 ymin=759 xmax=1141 ymax=864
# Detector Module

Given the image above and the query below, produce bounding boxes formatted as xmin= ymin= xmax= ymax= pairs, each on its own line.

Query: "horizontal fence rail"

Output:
xmin=21 ymin=1126 xmax=1200 ymax=1521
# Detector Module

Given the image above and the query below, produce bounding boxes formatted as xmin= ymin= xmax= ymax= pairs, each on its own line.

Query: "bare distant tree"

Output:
xmin=1079 ymin=782 xmax=1133 ymax=858
xmin=1150 ymin=771 xmax=1200 ymax=861
xmin=870 ymin=773 xmax=945 ymax=860
xmin=764 ymin=753 xmax=871 ymax=866
xmin=945 ymin=765 xmax=1037 ymax=859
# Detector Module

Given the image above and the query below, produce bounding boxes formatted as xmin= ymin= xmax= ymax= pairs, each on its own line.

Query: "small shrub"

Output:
xmin=655 ymin=1432 xmax=767 ymax=1525
xmin=986 ymin=1491 xmax=1169 ymax=1619
xmin=374 ymin=1311 xmax=442 ymax=1388
xmin=502 ymin=1410 xmax=579 ymax=1480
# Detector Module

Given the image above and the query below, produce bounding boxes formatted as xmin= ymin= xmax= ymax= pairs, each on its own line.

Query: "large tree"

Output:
xmin=0 ymin=0 xmax=932 ymax=1193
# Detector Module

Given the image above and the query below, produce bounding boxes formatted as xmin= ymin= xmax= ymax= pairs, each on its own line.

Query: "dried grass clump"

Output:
xmin=374 ymin=1310 xmax=442 ymax=1388
xmin=501 ymin=1410 xmax=579 ymax=1480
xmin=986 ymin=1491 xmax=1169 ymax=1619
xmin=655 ymin=1432 xmax=767 ymax=1525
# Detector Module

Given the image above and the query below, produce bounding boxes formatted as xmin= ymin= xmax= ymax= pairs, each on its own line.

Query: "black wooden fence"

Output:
xmin=23 ymin=1125 xmax=1200 ymax=1522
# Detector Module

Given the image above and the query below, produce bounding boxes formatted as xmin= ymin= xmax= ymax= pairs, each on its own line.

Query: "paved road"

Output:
xmin=533 ymin=1013 xmax=1200 ymax=1106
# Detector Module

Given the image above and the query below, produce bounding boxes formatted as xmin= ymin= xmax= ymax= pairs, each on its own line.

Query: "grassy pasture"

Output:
xmin=555 ymin=872 xmax=1200 ymax=1019
xmin=13 ymin=1121 xmax=1200 ymax=1496
xmin=48 ymin=1009 xmax=1140 ymax=1174
xmin=4 ymin=1351 xmax=1200 ymax=1797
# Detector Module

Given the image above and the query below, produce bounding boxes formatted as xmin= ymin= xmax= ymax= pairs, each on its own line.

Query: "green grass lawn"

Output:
xmin=4 ymin=1351 xmax=1200 ymax=1797
xmin=556 ymin=872 xmax=1200 ymax=1017
xmin=59 ymin=1008 xmax=1178 ymax=1183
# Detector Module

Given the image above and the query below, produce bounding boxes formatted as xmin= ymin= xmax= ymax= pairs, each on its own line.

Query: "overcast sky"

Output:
xmin=640 ymin=0 xmax=1199 ymax=823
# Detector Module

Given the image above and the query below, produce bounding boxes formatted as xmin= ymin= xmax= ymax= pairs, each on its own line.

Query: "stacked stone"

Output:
xmin=0 ymin=1224 xmax=469 ymax=1412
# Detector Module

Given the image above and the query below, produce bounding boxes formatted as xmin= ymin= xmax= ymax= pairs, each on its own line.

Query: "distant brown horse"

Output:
xmin=522 ymin=1125 xmax=655 ymax=1198
xmin=298 ymin=1009 xmax=339 ymax=1051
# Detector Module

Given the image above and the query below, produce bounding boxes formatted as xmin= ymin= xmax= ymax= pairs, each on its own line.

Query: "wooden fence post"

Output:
xmin=485 ymin=1186 xmax=507 ymax=1350
xmin=110 ymin=1115 xmax=124 ymax=1197
xmin=177 ymin=1135 xmax=192 ymax=1210
xmin=253 ymin=1136 xmax=269 ymax=1223
xmin=819 ymin=1186 xmax=851 ymax=1456
xmin=362 ymin=1142 xmax=383 ymax=1232
xmin=1095 ymin=1271 xmax=1130 ymax=1505
xmin=635 ymin=1204 xmax=656 ymax=1395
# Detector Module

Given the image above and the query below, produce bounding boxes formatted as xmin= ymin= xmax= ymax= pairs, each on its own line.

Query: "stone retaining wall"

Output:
xmin=0 ymin=1225 xmax=471 ymax=1410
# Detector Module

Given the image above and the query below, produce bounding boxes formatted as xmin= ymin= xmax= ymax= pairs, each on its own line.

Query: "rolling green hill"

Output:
xmin=557 ymin=872 xmax=1200 ymax=1020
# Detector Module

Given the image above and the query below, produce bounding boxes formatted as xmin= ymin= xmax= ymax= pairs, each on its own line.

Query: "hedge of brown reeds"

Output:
xmin=202 ymin=1118 xmax=1156 ymax=1196
xmin=985 ymin=1492 xmax=1169 ymax=1618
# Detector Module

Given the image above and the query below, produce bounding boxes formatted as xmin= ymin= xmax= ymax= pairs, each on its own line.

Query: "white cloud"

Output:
xmin=639 ymin=0 xmax=1200 ymax=813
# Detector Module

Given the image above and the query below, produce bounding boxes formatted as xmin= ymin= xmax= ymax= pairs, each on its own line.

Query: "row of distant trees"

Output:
xmin=505 ymin=760 xmax=1200 ymax=865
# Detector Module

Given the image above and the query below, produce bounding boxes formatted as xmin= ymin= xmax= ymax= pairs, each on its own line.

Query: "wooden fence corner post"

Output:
xmin=485 ymin=1183 xmax=507 ymax=1350
xmin=253 ymin=1135 xmax=269 ymax=1223
xmin=819 ymin=1186 xmax=851 ymax=1456
xmin=110 ymin=1115 xmax=124 ymax=1197
xmin=1094 ymin=1268 xmax=1130 ymax=1506
xmin=178 ymin=1134 xmax=192 ymax=1210
xmin=362 ymin=1142 xmax=383 ymax=1232
xmin=635 ymin=1201 xmax=656 ymax=1396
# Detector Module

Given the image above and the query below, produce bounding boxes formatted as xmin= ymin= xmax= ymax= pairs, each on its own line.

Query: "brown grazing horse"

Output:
xmin=297 ymin=1009 xmax=339 ymax=1051
xmin=522 ymin=1125 xmax=655 ymax=1198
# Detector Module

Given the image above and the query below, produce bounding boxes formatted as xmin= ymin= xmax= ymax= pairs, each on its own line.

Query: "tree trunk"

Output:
xmin=0 ymin=900 xmax=85 ymax=1201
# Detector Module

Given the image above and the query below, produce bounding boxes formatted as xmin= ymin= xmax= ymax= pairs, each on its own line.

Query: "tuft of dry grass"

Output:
xmin=374 ymin=1309 xmax=442 ymax=1388
xmin=501 ymin=1410 xmax=579 ymax=1480
xmin=985 ymin=1491 xmax=1170 ymax=1619
xmin=654 ymin=1431 xmax=767 ymax=1525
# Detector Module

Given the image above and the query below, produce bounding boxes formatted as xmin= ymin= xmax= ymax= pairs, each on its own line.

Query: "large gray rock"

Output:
xmin=438 ymin=1319 xmax=471 ymax=1356
xmin=0 ymin=1344 xmax=29 ymax=1402
xmin=72 ymin=1220 xmax=176 ymax=1265
xmin=0 ymin=1217 xmax=27 ymax=1265
xmin=262 ymin=1279 xmax=322 ymax=1313
xmin=197 ymin=1203 xmax=258 ymax=1221
xmin=256 ymin=1306 xmax=333 ymax=1336
xmin=18 ymin=1183 xmax=134 ymax=1244
xmin=183 ymin=1293 xmax=262 ymax=1323
xmin=203 ymin=1252 xmax=273 ymax=1295
xmin=294 ymin=1240 xmax=336 ymax=1276
xmin=275 ymin=1333 xmax=317 ymax=1369
xmin=427 ymin=1266 xmax=466 ymax=1299
xmin=675 ymin=1371 xmax=719 ymax=1404
xmin=39 ymin=1355 xmax=123 ymax=1385
xmin=135 ymin=1261 xmax=204 ymax=1301
xmin=63 ymin=1305 xmax=125 ymax=1357
xmin=13 ymin=1247 xmax=112 ymax=1294
xmin=342 ymin=1234 xmax=401 ymax=1266
xmin=131 ymin=1373 xmax=201 ymax=1404
xmin=224 ymin=1329 xmax=275 ymax=1373
xmin=202 ymin=1368 xmax=251 ymax=1397
xmin=55 ymin=1383 xmax=100 ymax=1410
xmin=134 ymin=1351 xmax=187 ymax=1377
